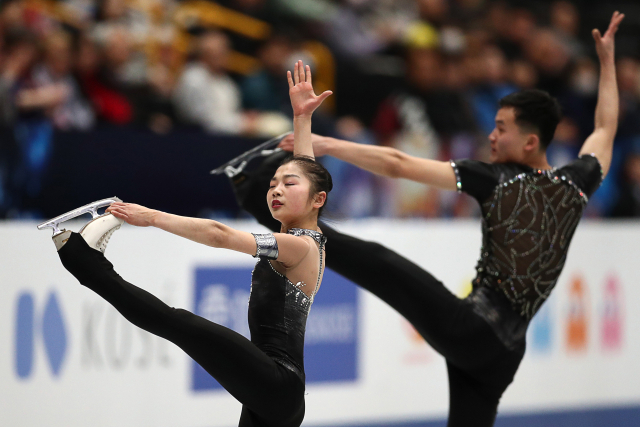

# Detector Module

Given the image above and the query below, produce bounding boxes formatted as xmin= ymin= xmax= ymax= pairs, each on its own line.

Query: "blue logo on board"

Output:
xmin=15 ymin=291 xmax=68 ymax=378
xmin=191 ymin=266 xmax=358 ymax=391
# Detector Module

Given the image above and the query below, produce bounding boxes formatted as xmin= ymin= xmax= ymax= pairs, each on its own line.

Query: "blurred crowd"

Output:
xmin=1 ymin=0 xmax=640 ymax=219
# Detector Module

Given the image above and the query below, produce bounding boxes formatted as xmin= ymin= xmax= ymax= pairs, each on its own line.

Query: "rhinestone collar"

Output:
xmin=287 ymin=228 xmax=327 ymax=247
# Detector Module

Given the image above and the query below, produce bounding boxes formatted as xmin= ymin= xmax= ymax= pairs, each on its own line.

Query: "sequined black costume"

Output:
xmin=57 ymin=227 xmax=326 ymax=427
xmin=231 ymin=152 xmax=602 ymax=427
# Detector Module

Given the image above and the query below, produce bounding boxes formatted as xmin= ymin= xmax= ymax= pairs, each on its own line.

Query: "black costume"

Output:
xmin=230 ymin=152 xmax=602 ymax=427
xmin=58 ymin=227 xmax=326 ymax=427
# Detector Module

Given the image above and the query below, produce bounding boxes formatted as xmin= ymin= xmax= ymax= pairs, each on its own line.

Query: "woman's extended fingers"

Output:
xmin=298 ymin=60 xmax=305 ymax=83
xmin=317 ymin=90 xmax=333 ymax=103
xmin=306 ymin=64 xmax=312 ymax=85
xmin=287 ymin=70 xmax=294 ymax=89
xmin=289 ymin=60 xmax=316 ymax=87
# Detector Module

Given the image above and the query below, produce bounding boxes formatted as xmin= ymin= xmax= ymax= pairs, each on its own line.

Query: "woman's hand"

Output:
xmin=593 ymin=11 xmax=624 ymax=61
xmin=107 ymin=202 xmax=157 ymax=227
xmin=288 ymin=60 xmax=332 ymax=118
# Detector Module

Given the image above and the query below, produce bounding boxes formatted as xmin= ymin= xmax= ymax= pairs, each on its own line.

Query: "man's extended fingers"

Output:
xmin=109 ymin=209 xmax=127 ymax=219
xmin=607 ymin=12 xmax=624 ymax=35
xmin=277 ymin=138 xmax=294 ymax=151
xmin=306 ymin=65 xmax=312 ymax=85
xmin=592 ymin=28 xmax=602 ymax=42
xmin=293 ymin=62 xmax=299 ymax=85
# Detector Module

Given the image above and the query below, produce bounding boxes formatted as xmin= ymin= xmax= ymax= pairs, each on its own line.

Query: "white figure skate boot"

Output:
xmin=37 ymin=197 xmax=124 ymax=253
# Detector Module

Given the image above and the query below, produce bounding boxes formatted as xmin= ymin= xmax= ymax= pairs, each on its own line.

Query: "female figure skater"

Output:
xmin=228 ymin=13 xmax=623 ymax=427
xmin=37 ymin=60 xmax=333 ymax=427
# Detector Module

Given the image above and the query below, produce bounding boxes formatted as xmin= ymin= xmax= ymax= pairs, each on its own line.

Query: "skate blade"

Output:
xmin=37 ymin=196 xmax=123 ymax=235
xmin=210 ymin=132 xmax=289 ymax=177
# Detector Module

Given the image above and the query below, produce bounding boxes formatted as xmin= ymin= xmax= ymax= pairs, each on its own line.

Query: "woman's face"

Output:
xmin=267 ymin=163 xmax=316 ymax=223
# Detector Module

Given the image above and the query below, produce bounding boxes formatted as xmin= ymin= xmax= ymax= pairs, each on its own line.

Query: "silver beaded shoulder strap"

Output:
xmin=288 ymin=228 xmax=327 ymax=303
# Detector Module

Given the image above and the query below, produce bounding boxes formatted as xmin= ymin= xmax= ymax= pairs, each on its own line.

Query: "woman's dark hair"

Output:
xmin=281 ymin=155 xmax=333 ymax=217
xmin=499 ymin=89 xmax=562 ymax=150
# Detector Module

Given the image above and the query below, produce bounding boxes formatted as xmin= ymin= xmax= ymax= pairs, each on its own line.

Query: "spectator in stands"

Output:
xmin=509 ymin=58 xmax=539 ymax=90
xmin=598 ymin=57 xmax=640 ymax=217
xmin=30 ymin=31 xmax=94 ymax=131
xmin=466 ymin=44 xmax=518 ymax=136
xmin=0 ymin=28 xmax=36 ymax=126
xmin=99 ymin=25 xmax=147 ymax=86
xmin=616 ymin=56 xmax=640 ymax=140
xmin=371 ymin=46 xmax=476 ymax=217
xmin=145 ymin=32 xmax=181 ymax=133
xmin=0 ymin=27 xmax=38 ymax=217
xmin=76 ymin=32 xmax=134 ymax=124
xmin=611 ymin=141 xmax=640 ymax=217
xmin=546 ymin=117 xmax=581 ymax=167
xmin=549 ymin=0 xmax=586 ymax=58
xmin=10 ymin=28 xmax=63 ymax=212
xmin=241 ymin=33 xmax=294 ymax=114
xmin=0 ymin=0 xmax=25 ymax=33
xmin=173 ymin=30 xmax=257 ymax=135
xmin=524 ymin=28 xmax=573 ymax=97
xmin=325 ymin=0 xmax=415 ymax=58
xmin=490 ymin=5 xmax=536 ymax=60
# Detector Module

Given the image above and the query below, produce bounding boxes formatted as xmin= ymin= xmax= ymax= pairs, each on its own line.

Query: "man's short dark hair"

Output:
xmin=499 ymin=89 xmax=562 ymax=150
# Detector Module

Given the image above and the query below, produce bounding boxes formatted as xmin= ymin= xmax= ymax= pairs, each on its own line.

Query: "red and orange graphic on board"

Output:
xmin=566 ymin=275 xmax=588 ymax=352
xmin=401 ymin=320 xmax=434 ymax=364
xmin=602 ymin=274 xmax=623 ymax=351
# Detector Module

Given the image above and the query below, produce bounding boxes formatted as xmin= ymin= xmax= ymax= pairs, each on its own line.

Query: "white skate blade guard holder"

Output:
xmin=37 ymin=197 xmax=123 ymax=236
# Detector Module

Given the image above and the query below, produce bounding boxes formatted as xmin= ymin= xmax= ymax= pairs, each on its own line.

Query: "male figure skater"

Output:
xmin=226 ymin=12 xmax=623 ymax=427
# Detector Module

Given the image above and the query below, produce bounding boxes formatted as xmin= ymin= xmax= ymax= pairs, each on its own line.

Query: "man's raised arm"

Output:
xmin=578 ymin=11 xmax=625 ymax=177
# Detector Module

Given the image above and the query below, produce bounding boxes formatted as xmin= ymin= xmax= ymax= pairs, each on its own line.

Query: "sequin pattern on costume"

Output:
xmin=475 ymin=167 xmax=592 ymax=319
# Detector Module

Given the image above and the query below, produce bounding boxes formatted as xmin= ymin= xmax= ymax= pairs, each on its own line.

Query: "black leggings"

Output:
xmin=232 ymin=155 xmax=525 ymax=427
xmin=58 ymin=233 xmax=305 ymax=427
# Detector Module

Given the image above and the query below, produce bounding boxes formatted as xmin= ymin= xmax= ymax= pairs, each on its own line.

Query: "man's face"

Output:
xmin=487 ymin=107 xmax=532 ymax=164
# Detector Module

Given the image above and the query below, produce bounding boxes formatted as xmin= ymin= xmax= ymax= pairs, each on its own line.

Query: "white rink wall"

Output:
xmin=1 ymin=219 xmax=639 ymax=427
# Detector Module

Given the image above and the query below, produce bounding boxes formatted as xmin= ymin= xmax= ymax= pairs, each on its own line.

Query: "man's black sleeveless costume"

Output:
xmin=231 ymin=152 xmax=602 ymax=426
xmin=58 ymin=227 xmax=326 ymax=427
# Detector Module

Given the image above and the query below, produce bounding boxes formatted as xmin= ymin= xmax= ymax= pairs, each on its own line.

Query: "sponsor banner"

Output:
xmin=1 ymin=220 xmax=639 ymax=427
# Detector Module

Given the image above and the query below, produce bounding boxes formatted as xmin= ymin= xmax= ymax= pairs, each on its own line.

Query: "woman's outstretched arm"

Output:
xmin=107 ymin=202 xmax=257 ymax=254
xmin=106 ymin=202 xmax=312 ymax=267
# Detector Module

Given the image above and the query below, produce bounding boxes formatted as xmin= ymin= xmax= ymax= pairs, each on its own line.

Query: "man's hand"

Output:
xmin=288 ymin=60 xmax=332 ymax=118
xmin=593 ymin=11 xmax=624 ymax=61
xmin=279 ymin=132 xmax=330 ymax=156
xmin=107 ymin=202 xmax=157 ymax=227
